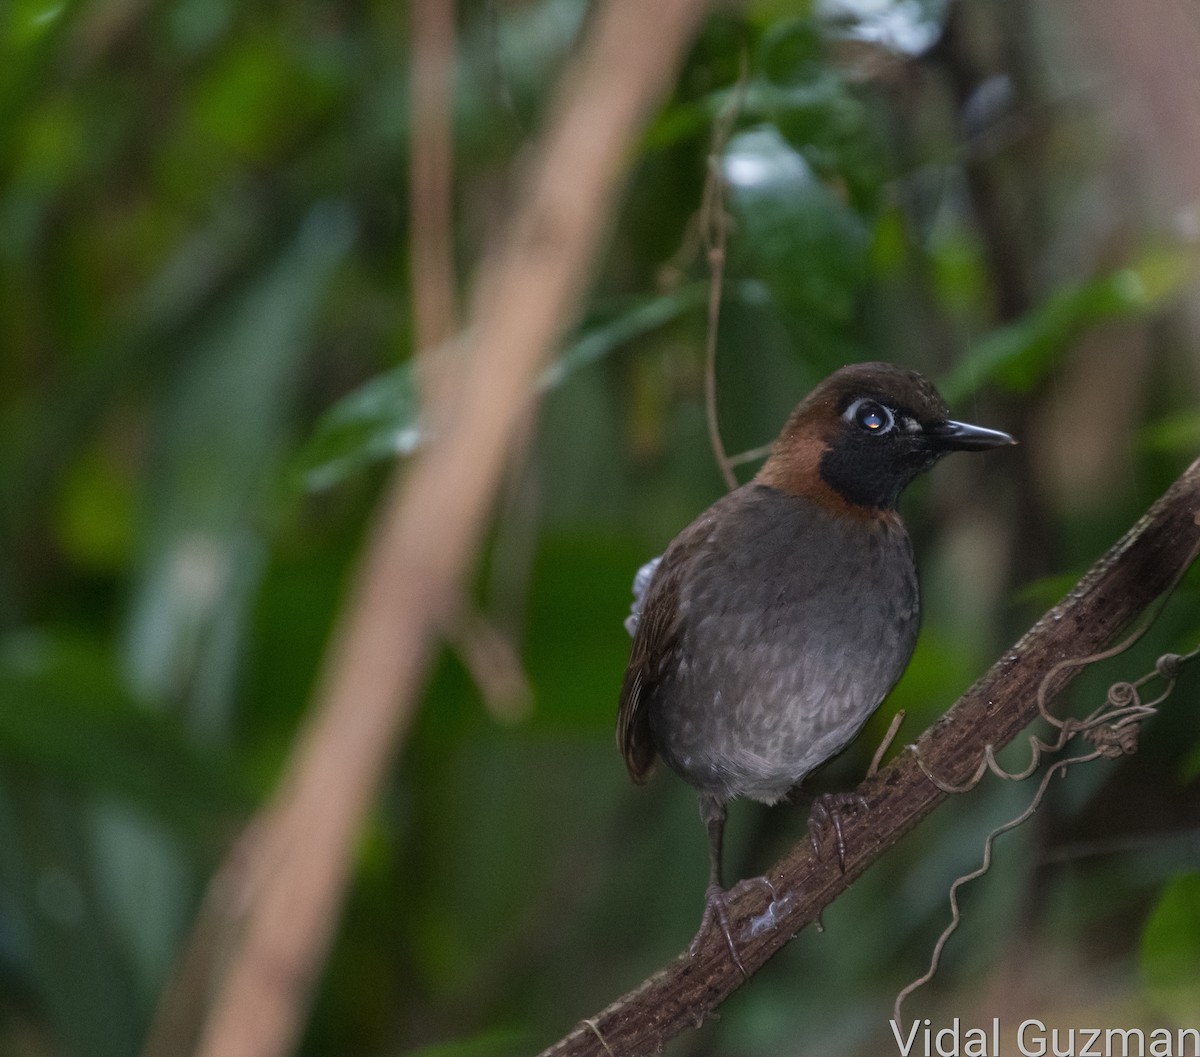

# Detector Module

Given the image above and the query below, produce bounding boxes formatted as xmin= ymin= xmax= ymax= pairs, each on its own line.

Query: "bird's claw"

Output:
xmin=807 ymin=792 xmax=868 ymax=871
xmin=689 ymin=876 xmax=779 ymax=980
xmin=690 ymin=882 xmax=747 ymax=979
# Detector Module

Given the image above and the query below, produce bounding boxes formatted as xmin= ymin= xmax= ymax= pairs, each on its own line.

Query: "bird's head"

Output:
xmin=757 ymin=362 xmax=1016 ymax=512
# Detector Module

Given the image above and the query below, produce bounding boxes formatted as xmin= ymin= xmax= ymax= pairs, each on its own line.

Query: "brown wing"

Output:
xmin=616 ymin=524 xmax=707 ymax=784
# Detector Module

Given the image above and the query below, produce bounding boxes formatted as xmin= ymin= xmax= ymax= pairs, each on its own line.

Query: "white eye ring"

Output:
xmin=844 ymin=398 xmax=895 ymax=435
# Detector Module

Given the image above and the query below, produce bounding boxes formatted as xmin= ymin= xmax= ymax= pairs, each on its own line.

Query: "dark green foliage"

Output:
xmin=1 ymin=1 xmax=1198 ymax=1055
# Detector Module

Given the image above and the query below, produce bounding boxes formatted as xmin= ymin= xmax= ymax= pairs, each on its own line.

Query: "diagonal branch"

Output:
xmin=537 ymin=453 xmax=1200 ymax=1057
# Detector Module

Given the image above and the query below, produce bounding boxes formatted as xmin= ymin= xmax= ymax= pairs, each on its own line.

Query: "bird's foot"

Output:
xmin=688 ymin=876 xmax=778 ymax=980
xmin=690 ymin=883 xmax=746 ymax=978
xmin=807 ymin=792 xmax=868 ymax=871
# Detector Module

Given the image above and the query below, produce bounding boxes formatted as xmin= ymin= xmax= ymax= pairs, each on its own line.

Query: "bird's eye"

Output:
xmin=845 ymin=398 xmax=895 ymax=435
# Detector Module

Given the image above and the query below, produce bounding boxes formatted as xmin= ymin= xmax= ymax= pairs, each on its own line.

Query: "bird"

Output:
xmin=616 ymin=362 xmax=1014 ymax=970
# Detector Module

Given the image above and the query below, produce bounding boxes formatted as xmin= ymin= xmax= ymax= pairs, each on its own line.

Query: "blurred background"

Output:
xmin=2 ymin=0 xmax=1200 ymax=1054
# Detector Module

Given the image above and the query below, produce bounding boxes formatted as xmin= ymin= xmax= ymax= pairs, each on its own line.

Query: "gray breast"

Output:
xmin=648 ymin=485 xmax=919 ymax=804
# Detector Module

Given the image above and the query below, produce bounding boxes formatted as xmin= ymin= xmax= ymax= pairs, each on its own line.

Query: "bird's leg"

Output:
xmin=807 ymin=792 xmax=868 ymax=872
xmin=688 ymin=795 xmax=748 ymax=978
xmin=804 ymin=714 xmax=899 ymax=868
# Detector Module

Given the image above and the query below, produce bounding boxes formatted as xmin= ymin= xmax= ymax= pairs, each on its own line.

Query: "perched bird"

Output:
xmin=617 ymin=362 xmax=1014 ymax=967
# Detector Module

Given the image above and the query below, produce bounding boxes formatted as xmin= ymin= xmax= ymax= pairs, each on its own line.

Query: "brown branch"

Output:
xmin=409 ymin=0 xmax=534 ymax=725
xmin=535 ymin=453 xmax=1200 ymax=1057
xmin=701 ymin=60 xmax=747 ymax=491
xmin=142 ymin=4 xmax=711 ymax=1057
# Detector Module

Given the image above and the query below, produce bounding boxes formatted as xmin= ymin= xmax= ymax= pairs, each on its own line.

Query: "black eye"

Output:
xmin=845 ymin=398 xmax=895 ymax=435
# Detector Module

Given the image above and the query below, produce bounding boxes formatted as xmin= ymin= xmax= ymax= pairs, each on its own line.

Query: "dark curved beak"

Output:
xmin=929 ymin=419 xmax=1017 ymax=451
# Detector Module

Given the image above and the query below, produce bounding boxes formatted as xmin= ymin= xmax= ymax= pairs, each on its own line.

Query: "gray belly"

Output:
xmin=648 ymin=506 xmax=918 ymax=804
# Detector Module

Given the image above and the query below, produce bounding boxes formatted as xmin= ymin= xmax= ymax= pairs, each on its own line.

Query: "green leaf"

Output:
xmin=124 ymin=203 xmax=354 ymax=723
xmin=756 ymin=17 xmax=825 ymax=86
xmin=295 ymin=358 xmax=423 ymax=494
xmin=0 ymin=780 xmax=145 ymax=1057
xmin=294 ymin=285 xmax=708 ymax=492
xmin=54 ymin=442 xmax=138 ymax=572
xmin=941 ymin=250 xmax=1191 ymax=403
xmin=1141 ymin=410 xmax=1200 ymax=455
xmin=0 ymin=632 xmax=250 ymax=842
xmin=1141 ymin=873 xmax=1200 ymax=1019
xmin=187 ymin=30 xmax=342 ymax=163
xmin=722 ymin=124 xmax=869 ymax=330
xmin=540 ymin=284 xmax=707 ymax=389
